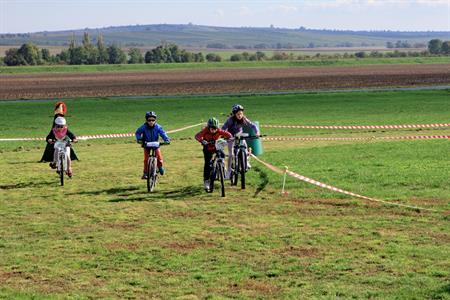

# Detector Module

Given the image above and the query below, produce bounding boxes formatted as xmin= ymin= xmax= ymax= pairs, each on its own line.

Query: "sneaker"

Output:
xmin=224 ymin=170 xmax=231 ymax=180
xmin=141 ymin=173 xmax=148 ymax=180
xmin=158 ymin=166 xmax=165 ymax=175
xmin=67 ymin=169 xmax=73 ymax=178
xmin=49 ymin=162 xmax=56 ymax=169
xmin=204 ymin=180 xmax=210 ymax=191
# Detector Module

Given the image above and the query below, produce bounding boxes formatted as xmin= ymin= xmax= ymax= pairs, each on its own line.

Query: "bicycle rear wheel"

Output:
xmin=147 ymin=157 xmax=157 ymax=192
xmin=230 ymin=155 xmax=238 ymax=186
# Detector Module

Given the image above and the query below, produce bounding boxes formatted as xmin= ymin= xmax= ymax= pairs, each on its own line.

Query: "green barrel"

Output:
xmin=243 ymin=121 xmax=263 ymax=156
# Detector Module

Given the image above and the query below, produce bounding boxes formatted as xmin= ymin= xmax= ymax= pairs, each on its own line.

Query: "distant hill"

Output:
xmin=1 ymin=24 xmax=448 ymax=49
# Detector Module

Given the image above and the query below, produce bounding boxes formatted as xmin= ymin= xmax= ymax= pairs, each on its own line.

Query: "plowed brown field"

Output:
xmin=1 ymin=64 xmax=449 ymax=100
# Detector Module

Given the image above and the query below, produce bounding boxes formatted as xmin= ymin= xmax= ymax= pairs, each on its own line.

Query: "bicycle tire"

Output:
xmin=148 ymin=157 xmax=157 ymax=192
xmin=231 ymin=152 xmax=238 ymax=186
xmin=59 ymin=153 xmax=64 ymax=186
xmin=219 ymin=162 xmax=225 ymax=197
xmin=239 ymin=151 xmax=246 ymax=189
xmin=209 ymin=161 xmax=216 ymax=193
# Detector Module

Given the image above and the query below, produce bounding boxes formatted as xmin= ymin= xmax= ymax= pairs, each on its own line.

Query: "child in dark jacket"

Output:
xmin=195 ymin=117 xmax=232 ymax=190
xmin=135 ymin=111 xmax=170 ymax=179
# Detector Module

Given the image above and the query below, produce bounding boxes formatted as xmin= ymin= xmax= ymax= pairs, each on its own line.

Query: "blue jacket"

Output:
xmin=135 ymin=123 xmax=170 ymax=143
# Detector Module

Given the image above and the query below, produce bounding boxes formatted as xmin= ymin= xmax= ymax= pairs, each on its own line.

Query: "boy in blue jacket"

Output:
xmin=135 ymin=111 xmax=170 ymax=179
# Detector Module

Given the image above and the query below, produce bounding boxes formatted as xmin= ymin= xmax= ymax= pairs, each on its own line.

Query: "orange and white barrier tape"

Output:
xmin=262 ymin=135 xmax=450 ymax=142
xmin=262 ymin=123 xmax=450 ymax=130
xmin=0 ymin=123 xmax=203 ymax=142
xmin=251 ymin=154 xmax=436 ymax=211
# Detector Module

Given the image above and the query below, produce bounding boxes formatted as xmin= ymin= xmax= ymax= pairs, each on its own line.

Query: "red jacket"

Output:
xmin=195 ymin=127 xmax=232 ymax=152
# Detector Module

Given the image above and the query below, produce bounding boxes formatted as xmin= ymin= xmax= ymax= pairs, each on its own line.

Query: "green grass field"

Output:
xmin=1 ymin=90 xmax=449 ymax=298
xmin=1 ymin=56 xmax=450 ymax=74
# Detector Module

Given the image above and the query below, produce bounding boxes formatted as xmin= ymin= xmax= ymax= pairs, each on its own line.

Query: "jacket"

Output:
xmin=195 ymin=127 xmax=232 ymax=152
xmin=135 ymin=123 xmax=170 ymax=143
xmin=221 ymin=116 xmax=259 ymax=136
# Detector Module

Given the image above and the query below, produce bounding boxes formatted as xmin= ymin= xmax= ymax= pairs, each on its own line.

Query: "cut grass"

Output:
xmin=0 ymin=90 xmax=449 ymax=298
xmin=1 ymin=56 xmax=450 ymax=74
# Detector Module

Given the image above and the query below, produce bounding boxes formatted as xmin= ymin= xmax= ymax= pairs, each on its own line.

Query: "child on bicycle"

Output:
xmin=221 ymin=104 xmax=259 ymax=178
xmin=195 ymin=117 xmax=232 ymax=190
xmin=46 ymin=117 xmax=78 ymax=177
xmin=135 ymin=111 xmax=170 ymax=179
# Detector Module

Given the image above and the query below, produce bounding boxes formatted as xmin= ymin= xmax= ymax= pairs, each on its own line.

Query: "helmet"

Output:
xmin=207 ymin=117 xmax=219 ymax=129
xmin=145 ymin=111 xmax=157 ymax=119
xmin=232 ymin=104 xmax=244 ymax=114
xmin=54 ymin=117 xmax=66 ymax=126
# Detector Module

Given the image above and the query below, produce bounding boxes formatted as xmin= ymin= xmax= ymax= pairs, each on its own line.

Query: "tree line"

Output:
xmin=1 ymin=34 xmax=449 ymax=67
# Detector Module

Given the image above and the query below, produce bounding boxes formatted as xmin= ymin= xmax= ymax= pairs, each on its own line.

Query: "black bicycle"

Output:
xmin=208 ymin=139 xmax=228 ymax=197
xmin=230 ymin=132 xmax=260 ymax=189
xmin=143 ymin=141 xmax=168 ymax=192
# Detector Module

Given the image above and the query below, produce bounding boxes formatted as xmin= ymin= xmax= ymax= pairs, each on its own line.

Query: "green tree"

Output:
xmin=107 ymin=45 xmax=126 ymax=64
xmin=18 ymin=43 xmax=41 ymax=65
xmin=205 ymin=53 xmax=222 ymax=62
xmin=441 ymin=41 xmax=450 ymax=55
xmin=4 ymin=48 xmax=25 ymax=66
xmin=128 ymin=48 xmax=144 ymax=64
xmin=96 ymin=34 xmax=109 ymax=64
xmin=41 ymin=48 xmax=51 ymax=62
xmin=428 ymin=39 xmax=443 ymax=54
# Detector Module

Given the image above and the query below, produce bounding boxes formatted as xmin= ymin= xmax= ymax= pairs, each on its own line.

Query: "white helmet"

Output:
xmin=54 ymin=117 xmax=66 ymax=126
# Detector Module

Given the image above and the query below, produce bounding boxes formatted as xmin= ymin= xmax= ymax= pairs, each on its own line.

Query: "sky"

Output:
xmin=1 ymin=0 xmax=450 ymax=33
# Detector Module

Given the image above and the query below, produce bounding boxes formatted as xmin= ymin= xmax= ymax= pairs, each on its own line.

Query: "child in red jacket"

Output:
xmin=195 ymin=117 xmax=232 ymax=190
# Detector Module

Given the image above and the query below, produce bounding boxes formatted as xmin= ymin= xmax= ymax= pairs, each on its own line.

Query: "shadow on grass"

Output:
xmin=108 ymin=185 xmax=204 ymax=202
xmin=7 ymin=160 xmax=41 ymax=165
xmin=0 ymin=180 xmax=55 ymax=190
xmin=67 ymin=186 xmax=142 ymax=196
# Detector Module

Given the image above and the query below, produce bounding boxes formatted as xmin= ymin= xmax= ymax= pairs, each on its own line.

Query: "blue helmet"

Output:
xmin=145 ymin=111 xmax=157 ymax=119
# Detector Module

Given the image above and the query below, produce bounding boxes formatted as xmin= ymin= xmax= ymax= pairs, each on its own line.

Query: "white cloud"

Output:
xmin=269 ymin=4 xmax=299 ymax=13
xmin=239 ymin=6 xmax=252 ymax=16
xmin=214 ymin=9 xmax=225 ymax=17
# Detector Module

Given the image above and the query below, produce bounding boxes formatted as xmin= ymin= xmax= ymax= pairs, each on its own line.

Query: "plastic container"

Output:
xmin=243 ymin=121 xmax=263 ymax=156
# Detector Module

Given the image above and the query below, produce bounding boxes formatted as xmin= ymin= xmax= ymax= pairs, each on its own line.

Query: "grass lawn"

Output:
xmin=0 ymin=90 xmax=449 ymax=298
xmin=1 ymin=56 xmax=450 ymax=74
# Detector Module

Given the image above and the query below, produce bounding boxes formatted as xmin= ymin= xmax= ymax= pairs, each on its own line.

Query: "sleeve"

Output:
xmin=221 ymin=118 xmax=231 ymax=131
xmin=218 ymin=129 xmax=232 ymax=139
xmin=195 ymin=128 xmax=205 ymax=142
xmin=135 ymin=124 xmax=144 ymax=140
xmin=158 ymin=126 xmax=170 ymax=142
xmin=245 ymin=118 xmax=259 ymax=135
xmin=46 ymin=130 xmax=55 ymax=141
xmin=67 ymin=130 xmax=77 ymax=140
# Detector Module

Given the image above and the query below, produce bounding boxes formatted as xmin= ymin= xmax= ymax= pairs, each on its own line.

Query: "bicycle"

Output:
xmin=230 ymin=132 xmax=260 ymax=189
xmin=208 ymin=139 xmax=228 ymax=197
xmin=52 ymin=137 xmax=72 ymax=186
xmin=143 ymin=141 xmax=169 ymax=192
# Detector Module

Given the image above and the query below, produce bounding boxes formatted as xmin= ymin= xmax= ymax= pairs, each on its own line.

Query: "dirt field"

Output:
xmin=0 ymin=64 xmax=449 ymax=100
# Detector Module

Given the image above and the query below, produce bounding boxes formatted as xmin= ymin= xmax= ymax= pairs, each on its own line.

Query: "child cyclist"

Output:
xmin=221 ymin=104 xmax=259 ymax=178
xmin=135 ymin=111 xmax=170 ymax=179
xmin=46 ymin=117 xmax=78 ymax=177
xmin=195 ymin=117 xmax=232 ymax=190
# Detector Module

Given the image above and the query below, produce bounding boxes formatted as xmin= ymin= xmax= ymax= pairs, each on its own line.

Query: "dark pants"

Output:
xmin=203 ymin=148 xmax=213 ymax=180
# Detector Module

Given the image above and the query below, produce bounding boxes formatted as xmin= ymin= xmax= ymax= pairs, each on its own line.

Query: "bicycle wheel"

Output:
xmin=218 ymin=162 xmax=225 ymax=197
xmin=209 ymin=161 xmax=216 ymax=193
xmin=239 ymin=151 xmax=246 ymax=189
xmin=230 ymin=154 xmax=238 ymax=186
xmin=59 ymin=154 xmax=64 ymax=186
xmin=147 ymin=157 xmax=157 ymax=192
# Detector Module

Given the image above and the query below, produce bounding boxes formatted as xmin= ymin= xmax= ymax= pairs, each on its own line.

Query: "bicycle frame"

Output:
xmin=230 ymin=132 xmax=249 ymax=189
xmin=144 ymin=141 xmax=161 ymax=192
xmin=208 ymin=139 xmax=227 ymax=197
xmin=54 ymin=138 xmax=70 ymax=186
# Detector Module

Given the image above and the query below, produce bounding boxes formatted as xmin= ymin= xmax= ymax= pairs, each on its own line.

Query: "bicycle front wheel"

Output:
xmin=231 ymin=154 xmax=238 ymax=186
xmin=239 ymin=151 xmax=246 ymax=189
xmin=219 ymin=162 xmax=225 ymax=197
xmin=147 ymin=157 xmax=157 ymax=192
xmin=59 ymin=154 xmax=64 ymax=186
xmin=209 ymin=162 xmax=216 ymax=193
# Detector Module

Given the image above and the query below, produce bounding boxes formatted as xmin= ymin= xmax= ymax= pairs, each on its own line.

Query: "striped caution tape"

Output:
xmin=262 ymin=123 xmax=450 ymax=130
xmin=250 ymin=154 xmax=436 ymax=212
xmin=0 ymin=123 xmax=203 ymax=142
xmin=262 ymin=135 xmax=450 ymax=142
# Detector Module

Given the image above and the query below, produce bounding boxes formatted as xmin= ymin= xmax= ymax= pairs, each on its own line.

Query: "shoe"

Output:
xmin=224 ymin=170 xmax=231 ymax=180
xmin=141 ymin=173 xmax=148 ymax=180
xmin=158 ymin=166 xmax=165 ymax=175
xmin=204 ymin=180 xmax=210 ymax=191
xmin=49 ymin=162 xmax=56 ymax=169
xmin=67 ymin=169 xmax=73 ymax=178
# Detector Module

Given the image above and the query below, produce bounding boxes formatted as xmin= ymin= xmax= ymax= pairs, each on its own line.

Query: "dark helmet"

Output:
xmin=145 ymin=111 xmax=157 ymax=119
xmin=232 ymin=104 xmax=244 ymax=115
xmin=207 ymin=117 xmax=219 ymax=129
